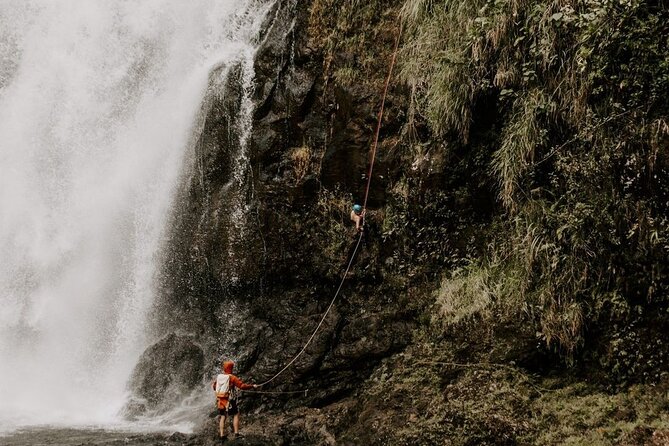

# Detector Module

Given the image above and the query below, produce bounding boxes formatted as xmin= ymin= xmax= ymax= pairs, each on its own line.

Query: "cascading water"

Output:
xmin=0 ymin=0 xmax=270 ymax=433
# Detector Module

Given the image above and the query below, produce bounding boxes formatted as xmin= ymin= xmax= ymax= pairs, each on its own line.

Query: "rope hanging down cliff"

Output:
xmin=256 ymin=22 xmax=403 ymax=388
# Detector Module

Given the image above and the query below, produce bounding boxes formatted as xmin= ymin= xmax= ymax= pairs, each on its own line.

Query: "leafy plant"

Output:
xmin=403 ymin=0 xmax=669 ymax=361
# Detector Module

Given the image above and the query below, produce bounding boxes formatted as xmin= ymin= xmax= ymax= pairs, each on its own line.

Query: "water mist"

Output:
xmin=0 ymin=0 xmax=270 ymax=432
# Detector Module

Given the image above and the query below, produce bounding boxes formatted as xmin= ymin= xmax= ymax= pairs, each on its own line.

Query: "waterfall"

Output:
xmin=0 ymin=0 xmax=270 ymax=432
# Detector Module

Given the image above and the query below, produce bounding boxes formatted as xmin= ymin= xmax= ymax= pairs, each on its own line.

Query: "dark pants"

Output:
xmin=218 ymin=399 xmax=239 ymax=416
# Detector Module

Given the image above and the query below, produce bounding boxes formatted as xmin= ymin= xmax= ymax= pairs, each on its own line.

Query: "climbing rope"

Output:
xmin=362 ymin=21 xmax=402 ymax=215
xmin=244 ymin=388 xmax=310 ymax=396
xmin=257 ymin=232 xmax=363 ymax=386
xmin=256 ymin=21 xmax=403 ymax=388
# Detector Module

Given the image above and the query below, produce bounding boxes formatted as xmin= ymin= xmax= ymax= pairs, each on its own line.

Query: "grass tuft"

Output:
xmin=492 ymin=89 xmax=547 ymax=210
xmin=289 ymin=145 xmax=312 ymax=185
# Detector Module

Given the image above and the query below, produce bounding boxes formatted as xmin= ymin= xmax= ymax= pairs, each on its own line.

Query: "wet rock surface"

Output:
xmin=128 ymin=333 xmax=205 ymax=413
xmin=0 ymin=429 xmax=203 ymax=446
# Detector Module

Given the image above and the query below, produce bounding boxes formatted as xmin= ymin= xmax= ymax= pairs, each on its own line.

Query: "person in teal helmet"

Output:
xmin=350 ymin=204 xmax=365 ymax=232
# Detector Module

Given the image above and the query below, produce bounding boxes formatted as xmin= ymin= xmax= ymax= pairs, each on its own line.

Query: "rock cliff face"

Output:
xmin=129 ymin=0 xmax=669 ymax=444
xmin=139 ymin=0 xmax=416 ymax=417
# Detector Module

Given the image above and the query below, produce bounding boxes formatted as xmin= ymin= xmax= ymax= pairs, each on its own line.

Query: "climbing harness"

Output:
xmin=256 ymin=21 xmax=403 ymax=389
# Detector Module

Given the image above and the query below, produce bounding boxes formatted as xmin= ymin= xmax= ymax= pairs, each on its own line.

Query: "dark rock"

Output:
xmin=168 ymin=432 xmax=188 ymax=442
xmin=122 ymin=398 xmax=147 ymax=420
xmin=127 ymin=333 xmax=204 ymax=412
xmin=619 ymin=425 xmax=654 ymax=446
xmin=610 ymin=405 xmax=637 ymax=422
xmin=650 ymin=431 xmax=669 ymax=446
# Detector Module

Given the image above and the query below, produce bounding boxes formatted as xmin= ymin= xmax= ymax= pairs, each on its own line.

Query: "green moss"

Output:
xmin=333 ymin=65 xmax=358 ymax=87
xmin=313 ymin=187 xmax=353 ymax=269
xmin=309 ymin=0 xmax=404 ymax=89
xmin=528 ymin=381 xmax=669 ymax=445
xmin=352 ymin=345 xmax=669 ymax=445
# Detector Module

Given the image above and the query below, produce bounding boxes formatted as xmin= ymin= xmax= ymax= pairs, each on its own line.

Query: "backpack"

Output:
xmin=215 ymin=373 xmax=231 ymax=396
xmin=215 ymin=373 xmax=238 ymax=409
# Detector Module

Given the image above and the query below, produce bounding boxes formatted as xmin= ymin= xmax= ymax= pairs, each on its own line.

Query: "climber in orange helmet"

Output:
xmin=212 ymin=360 xmax=259 ymax=443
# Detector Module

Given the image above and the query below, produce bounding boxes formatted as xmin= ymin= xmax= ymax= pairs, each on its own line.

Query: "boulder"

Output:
xmin=127 ymin=333 xmax=205 ymax=413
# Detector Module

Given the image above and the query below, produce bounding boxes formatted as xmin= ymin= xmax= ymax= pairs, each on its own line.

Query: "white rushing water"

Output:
xmin=0 ymin=0 xmax=270 ymax=433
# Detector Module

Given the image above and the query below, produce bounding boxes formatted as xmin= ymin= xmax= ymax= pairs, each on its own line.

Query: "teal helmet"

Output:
xmin=353 ymin=204 xmax=363 ymax=214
